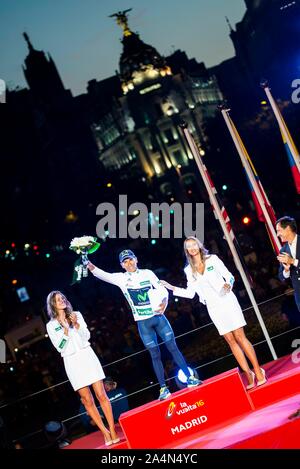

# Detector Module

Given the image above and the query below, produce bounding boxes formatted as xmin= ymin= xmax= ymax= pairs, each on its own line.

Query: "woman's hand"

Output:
xmin=160 ymin=280 xmax=175 ymax=291
xmin=59 ymin=318 xmax=70 ymax=334
xmin=155 ymin=298 xmax=168 ymax=315
xmin=69 ymin=312 xmax=79 ymax=329
xmin=222 ymin=283 xmax=232 ymax=293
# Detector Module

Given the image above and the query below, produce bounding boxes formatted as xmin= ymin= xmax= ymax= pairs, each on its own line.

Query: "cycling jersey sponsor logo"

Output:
xmin=127 ymin=287 xmax=151 ymax=306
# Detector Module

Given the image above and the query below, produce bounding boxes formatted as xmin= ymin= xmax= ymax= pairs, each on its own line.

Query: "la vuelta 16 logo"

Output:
xmin=165 ymin=399 xmax=205 ymax=419
xmin=166 ymin=401 xmax=177 ymax=419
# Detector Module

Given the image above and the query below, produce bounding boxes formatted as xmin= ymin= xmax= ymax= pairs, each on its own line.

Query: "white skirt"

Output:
xmin=206 ymin=291 xmax=246 ymax=336
xmin=63 ymin=346 xmax=105 ymax=391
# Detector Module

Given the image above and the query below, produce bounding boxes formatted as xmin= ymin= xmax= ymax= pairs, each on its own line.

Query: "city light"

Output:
xmin=242 ymin=216 xmax=251 ymax=225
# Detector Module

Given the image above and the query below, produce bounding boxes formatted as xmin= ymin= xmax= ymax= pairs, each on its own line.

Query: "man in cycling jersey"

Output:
xmin=86 ymin=249 xmax=202 ymax=400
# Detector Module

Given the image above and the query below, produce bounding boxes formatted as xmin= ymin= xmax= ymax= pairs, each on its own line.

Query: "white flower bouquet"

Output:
xmin=69 ymin=235 xmax=100 ymax=255
xmin=69 ymin=236 xmax=100 ymax=284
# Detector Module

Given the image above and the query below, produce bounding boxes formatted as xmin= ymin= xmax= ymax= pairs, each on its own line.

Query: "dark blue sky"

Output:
xmin=0 ymin=0 xmax=246 ymax=96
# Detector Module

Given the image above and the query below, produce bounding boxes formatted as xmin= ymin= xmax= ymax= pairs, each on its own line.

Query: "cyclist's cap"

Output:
xmin=119 ymin=249 xmax=136 ymax=263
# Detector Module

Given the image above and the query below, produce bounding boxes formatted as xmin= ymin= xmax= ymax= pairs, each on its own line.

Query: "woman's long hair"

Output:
xmin=46 ymin=291 xmax=73 ymax=323
xmin=184 ymin=236 xmax=209 ymax=278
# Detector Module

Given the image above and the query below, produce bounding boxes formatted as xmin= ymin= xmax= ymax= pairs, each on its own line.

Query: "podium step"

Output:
xmin=248 ymin=355 xmax=300 ymax=409
xmin=119 ymin=367 xmax=253 ymax=449
xmin=64 ymin=355 xmax=300 ymax=449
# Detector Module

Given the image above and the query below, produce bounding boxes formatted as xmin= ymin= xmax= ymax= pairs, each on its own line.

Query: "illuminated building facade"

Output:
xmin=87 ymin=10 xmax=223 ymax=185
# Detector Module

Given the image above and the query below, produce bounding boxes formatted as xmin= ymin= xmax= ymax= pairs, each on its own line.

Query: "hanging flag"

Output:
xmin=262 ymin=82 xmax=300 ymax=194
xmin=203 ymin=163 xmax=254 ymax=286
xmin=281 ymin=130 xmax=300 ymax=194
xmin=231 ymin=116 xmax=277 ymax=224
xmin=221 ymin=108 xmax=281 ymax=254
xmin=204 ymin=166 xmax=235 ymax=240
xmin=245 ymin=173 xmax=264 ymax=222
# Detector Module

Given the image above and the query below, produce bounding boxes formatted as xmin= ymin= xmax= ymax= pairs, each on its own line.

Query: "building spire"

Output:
xmin=23 ymin=32 xmax=34 ymax=51
xmin=109 ymin=8 xmax=133 ymax=37
xmin=225 ymin=16 xmax=234 ymax=33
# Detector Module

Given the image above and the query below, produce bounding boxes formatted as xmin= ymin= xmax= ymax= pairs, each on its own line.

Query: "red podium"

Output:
xmin=65 ymin=355 xmax=300 ymax=449
xmin=119 ymin=368 xmax=253 ymax=448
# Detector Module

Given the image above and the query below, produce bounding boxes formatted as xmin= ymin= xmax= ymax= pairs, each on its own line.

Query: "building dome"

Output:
xmin=110 ymin=10 xmax=171 ymax=94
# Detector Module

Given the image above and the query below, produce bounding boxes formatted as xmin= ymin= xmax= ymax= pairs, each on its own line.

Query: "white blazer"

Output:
xmin=46 ymin=311 xmax=91 ymax=357
xmin=174 ymin=255 xmax=235 ymax=305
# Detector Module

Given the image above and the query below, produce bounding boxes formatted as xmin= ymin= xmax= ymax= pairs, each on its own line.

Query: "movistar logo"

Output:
xmin=137 ymin=292 xmax=149 ymax=302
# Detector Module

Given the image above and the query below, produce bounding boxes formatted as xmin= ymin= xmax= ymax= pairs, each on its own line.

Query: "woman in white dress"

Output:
xmin=46 ymin=291 xmax=120 ymax=446
xmin=162 ymin=237 xmax=267 ymax=389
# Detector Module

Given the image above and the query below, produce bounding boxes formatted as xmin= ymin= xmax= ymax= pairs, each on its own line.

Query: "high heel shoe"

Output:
xmin=104 ymin=430 xmax=113 ymax=446
xmin=246 ymin=370 xmax=256 ymax=390
xmin=112 ymin=437 xmax=120 ymax=444
xmin=256 ymin=368 xmax=267 ymax=387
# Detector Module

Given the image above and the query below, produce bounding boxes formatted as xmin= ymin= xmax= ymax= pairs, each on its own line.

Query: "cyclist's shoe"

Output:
xmin=187 ymin=376 xmax=203 ymax=387
xmin=159 ymin=386 xmax=171 ymax=400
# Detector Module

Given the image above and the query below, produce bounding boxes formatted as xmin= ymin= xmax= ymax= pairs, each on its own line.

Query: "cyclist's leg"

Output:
xmin=155 ymin=315 xmax=191 ymax=378
xmin=137 ymin=318 xmax=165 ymax=387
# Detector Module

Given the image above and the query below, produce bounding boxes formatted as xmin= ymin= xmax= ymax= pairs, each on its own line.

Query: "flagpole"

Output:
xmin=261 ymin=81 xmax=300 ymax=173
xmin=221 ymin=107 xmax=281 ymax=253
xmin=181 ymin=123 xmax=278 ymax=360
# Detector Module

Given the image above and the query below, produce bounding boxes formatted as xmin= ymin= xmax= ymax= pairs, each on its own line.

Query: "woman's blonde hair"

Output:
xmin=46 ymin=290 xmax=73 ymax=321
xmin=184 ymin=236 xmax=209 ymax=278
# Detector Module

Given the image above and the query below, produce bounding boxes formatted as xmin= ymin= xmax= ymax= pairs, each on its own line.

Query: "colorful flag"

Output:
xmin=203 ymin=163 xmax=254 ymax=286
xmin=223 ymin=112 xmax=281 ymax=254
xmin=281 ymin=130 xmax=300 ymax=194
xmin=262 ymin=84 xmax=300 ymax=194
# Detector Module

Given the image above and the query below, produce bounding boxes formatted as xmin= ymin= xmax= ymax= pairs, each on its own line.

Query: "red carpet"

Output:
xmin=64 ymin=354 xmax=300 ymax=449
xmin=64 ymin=424 xmax=127 ymax=449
